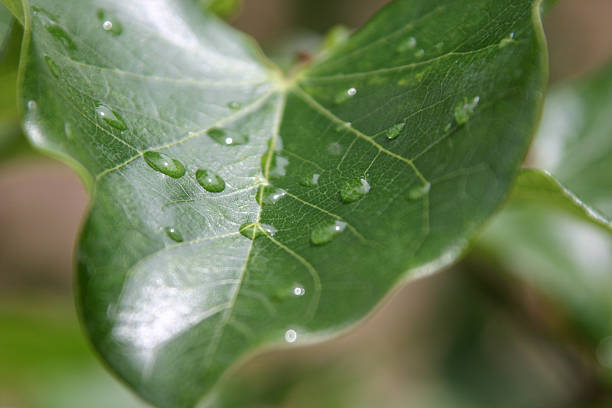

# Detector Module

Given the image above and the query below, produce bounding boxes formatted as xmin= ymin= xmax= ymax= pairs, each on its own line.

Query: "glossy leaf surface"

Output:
xmin=9 ymin=0 xmax=547 ymax=406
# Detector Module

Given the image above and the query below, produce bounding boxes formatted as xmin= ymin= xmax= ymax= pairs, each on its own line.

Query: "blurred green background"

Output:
xmin=1 ymin=0 xmax=612 ymax=407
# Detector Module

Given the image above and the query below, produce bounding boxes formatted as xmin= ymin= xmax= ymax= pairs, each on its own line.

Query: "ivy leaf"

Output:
xmin=9 ymin=0 xmax=547 ymax=407
xmin=479 ymin=62 xmax=612 ymax=364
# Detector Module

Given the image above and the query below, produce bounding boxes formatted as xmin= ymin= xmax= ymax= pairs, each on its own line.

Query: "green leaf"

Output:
xmin=0 ymin=3 xmax=13 ymax=53
xmin=12 ymin=0 xmax=548 ymax=407
xmin=1 ymin=0 xmax=21 ymax=26
xmin=478 ymin=62 xmax=612 ymax=362
xmin=196 ymin=0 xmax=241 ymax=19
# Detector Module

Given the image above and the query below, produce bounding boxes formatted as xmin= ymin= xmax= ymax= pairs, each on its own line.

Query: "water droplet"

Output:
xmin=414 ymin=49 xmax=425 ymax=59
xmin=64 ymin=122 xmax=74 ymax=140
xmin=454 ymin=96 xmax=480 ymax=125
xmin=165 ymin=227 xmax=183 ymax=243
xmin=408 ymin=182 xmax=431 ymax=200
xmin=227 ymin=101 xmax=241 ymax=110
xmin=260 ymin=224 xmax=278 ymax=237
xmin=334 ymin=87 xmax=357 ymax=104
xmin=263 ymin=188 xmax=287 ymax=205
xmin=143 ymin=151 xmax=186 ymax=178
xmin=293 ymin=285 xmax=306 ymax=296
xmin=327 ymin=142 xmax=343 ymax=156
xmin=27 ymin=100 xmax=37 ymax=110
xmin=44 ymin=56 xmax=60 ymax=78
xmin=499 ymin=32 xmax=515 ymax=48
xmin=239 ymin=223 xmax=264 ymax=240
xmin=262 ymin=149 xmax=289 ymax=179
xmin=97 ymin=10 xmax=123 ymax=35
xmin=96 ymin=105 xmax=127 ymax=130
xmin=300 ymin=173 xmax=320 ymax=187
xmin=335 ymin=122 xmax=351 ymax=132
xmin=397 ymin=36 xmax=417 ymax=53
xmin=340 ymin=178 xmax=370 ymax=203
xmin=207 ymin=127 xmax=249 ymax=146
xmin=33 ymin=8 xmax=77 ymax=51
xmin=284 ymin=329 xmax=298 ymax=343
xmin=196 ymin=169 xmax=226 ymax=193
xmin=311 ymin=220 xmax=347 ymax=246
xmin=386 ymin=122 xmax=406 ymax=140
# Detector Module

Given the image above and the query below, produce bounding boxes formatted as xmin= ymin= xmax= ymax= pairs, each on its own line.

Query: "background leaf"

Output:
xmin=12 ymin=0 xmax=547 ymax=407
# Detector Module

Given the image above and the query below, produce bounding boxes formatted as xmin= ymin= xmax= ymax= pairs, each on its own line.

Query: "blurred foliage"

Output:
xmin=196 ymin=0 xmax=242 ymax=19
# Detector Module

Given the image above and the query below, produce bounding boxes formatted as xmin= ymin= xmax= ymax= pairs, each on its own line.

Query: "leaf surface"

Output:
xmin=11 ymin=0 xmax=547 ymax=406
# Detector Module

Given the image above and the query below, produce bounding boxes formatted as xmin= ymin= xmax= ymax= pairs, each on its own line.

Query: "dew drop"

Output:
xmin=27 ymin=100 xmax=37 ymax=111
xmin=263 ymin=188 xmax=287 ymax=205
xmin=293 ymin=285 xmax=306 ymax=296
xmin=96 ymin=105 xmax=128 ymax=130
xmin=414 ymin=49 xmax=425 ymax=59
xmin=44 ymin=55 xmax=60 ymax=78
xmin=408 ymin=182 xmax=431 ymax=200
xmin=227 ymin=101 xmax=241 ymax=110
xmin=335 ymin=122 xmax=351 ymax=132
xmin=311 ymin=220 xmax=347 ymax=246
xmin=97 ymin=10 xmax=123 ymax=35
xmin=239 ymin=223 xmax=264 ymax=240
xmin=327 ymin=142 xmax=343 ymax=156
xmin=196 ymin=169 xmax=226 ymax=193
xmin=64 ymin=122 xmax=74 ymax=140
xmin=165 ymin=227 xmax=184 ymax=243
xmin=143 ymin=151 xmax=186 ymax=179
xmin=396 ymin=36 xmax=417 ymax=53
xmin=262 ymin=149 xmax=289 ymax=179
xmin=334 ymin=87 xmax=357 ymax=104
xmin=207 ymin=127 xmax=249 ymax=146
xmin=260 ymin=224 xmax=278 ymax=237
xmin=284 ymin=329 xmax=298 ymax=343
xmin=33 ymin=7 xmax=77 ymax=50
xmin=499 ymin=32 xmax=515 ymax=48
xmin=454 ymin=96 xmax=480 ymax=125
xmin=340 ymin=178 xmax=370 ymax=203
xmin=386 ymin=122 xmax=406 ymax=140
xmin=300 ymin=173 xmax=320 ymax=187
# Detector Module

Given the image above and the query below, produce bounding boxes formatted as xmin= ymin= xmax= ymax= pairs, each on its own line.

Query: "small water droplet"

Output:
xmin=499 ymin=32 xmax=515 ymax=48
xmin=284 ymin=329 xmax=298 ymax=343
xmin=97 ymin=10 xmax=123 ymax=35
xmin=335 ymin=122 xmax=351 ymax=132
xmin=239 ymin=223 xmax=264 ymax=240
xmin=414 ymin=49 xmax=425 ymax=59
xmin=263 ymin=188 xmax=287 ymax=205
xmin=327 ymin=142 xmax=343 ymax=156
xmin=300 ymin=173 xmax=320 ymax=187
xmin=341 ymin=178 xmax=370 ymax=203
xmin=96 ymin=105 xmax=128 ymax=130
xmin=165 ymin=227 xmax=184 ymax=242
xmin=143 ymin=151 xmax=186 ymax=178
xmin=27 ymin=100 xmax=37 ymax=110
xmin=262 ymin=149 xmax=289 ymax=179
xmin=227 ymin=101 xmax=241 ymax=110
xmin=196 ymin=169 xmax=226 ymax=193
xmin=207 ymin=127 xmax=249 ymax=146
xmin=44 ymin=55 xmax=60 ymax=78
xmin=454 ymin=96 xmax=480 ymax=125
xmin=33 ymin=8 xmax=77 ymax=50
xmin=397 ymin=36 xmax=417 ymax=53
xmin=408 ymin=182 xmax=431 ymax=200
xmin=293 ymin=285 xmax=306 ymax=296
xmin=386 ymin=122 xmax=406 ymax=140
xmin=64 ymin=122 xmax=74 ymax=140
xmin=311 ymin=220 xmax=347 ymax=246
xmin=334 ymin=87 xmax=357 ymax=104
xmin=260 ymin=224 xmax=278 ymax=237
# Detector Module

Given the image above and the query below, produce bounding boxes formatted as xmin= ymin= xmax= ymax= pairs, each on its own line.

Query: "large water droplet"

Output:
xmin=300 ymin=173 xmax=320 ymax=187
xmin=311 ymin=220 xmax=347 ymax=246
xmin=284 ymin=329 xmax=298 ymax=343
xmin=340 ymin=178 xmax=370 ymax=203
xmin=263 ymin=188 xmax=287 ymax=205
xmin=96 ymin=105 xmax=127 ymax=130
xmin=396 ymin=36 xmax=417 ymax=53
xmin=143 ymin=151 xmax=186 ymax=178
xmin=239 ymin=223 xmax=264 ymax=240
xmin=227 ymin=101 xmax=241 ymax=110
xmin=44 ymin=56 xmax=60 ymax=78
xmin=408 ymin=182 xmax=431 ymax=200
xmin=97 ymin=10 xmax=123 ymax=35
xmin=386 ymin=122 xmax=406 ymax=140
xmin=334 ymin=87 xmax=357 ymax=105
xmin=207 ymin=127 xmax=249 ymax=146
xmin=165 ymin=227 xmax=184 ymax=243
xmin=196 ymin=169 xmax=226 ymax=193
xmin=454 ymin=96 xmax=480 ymax=125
